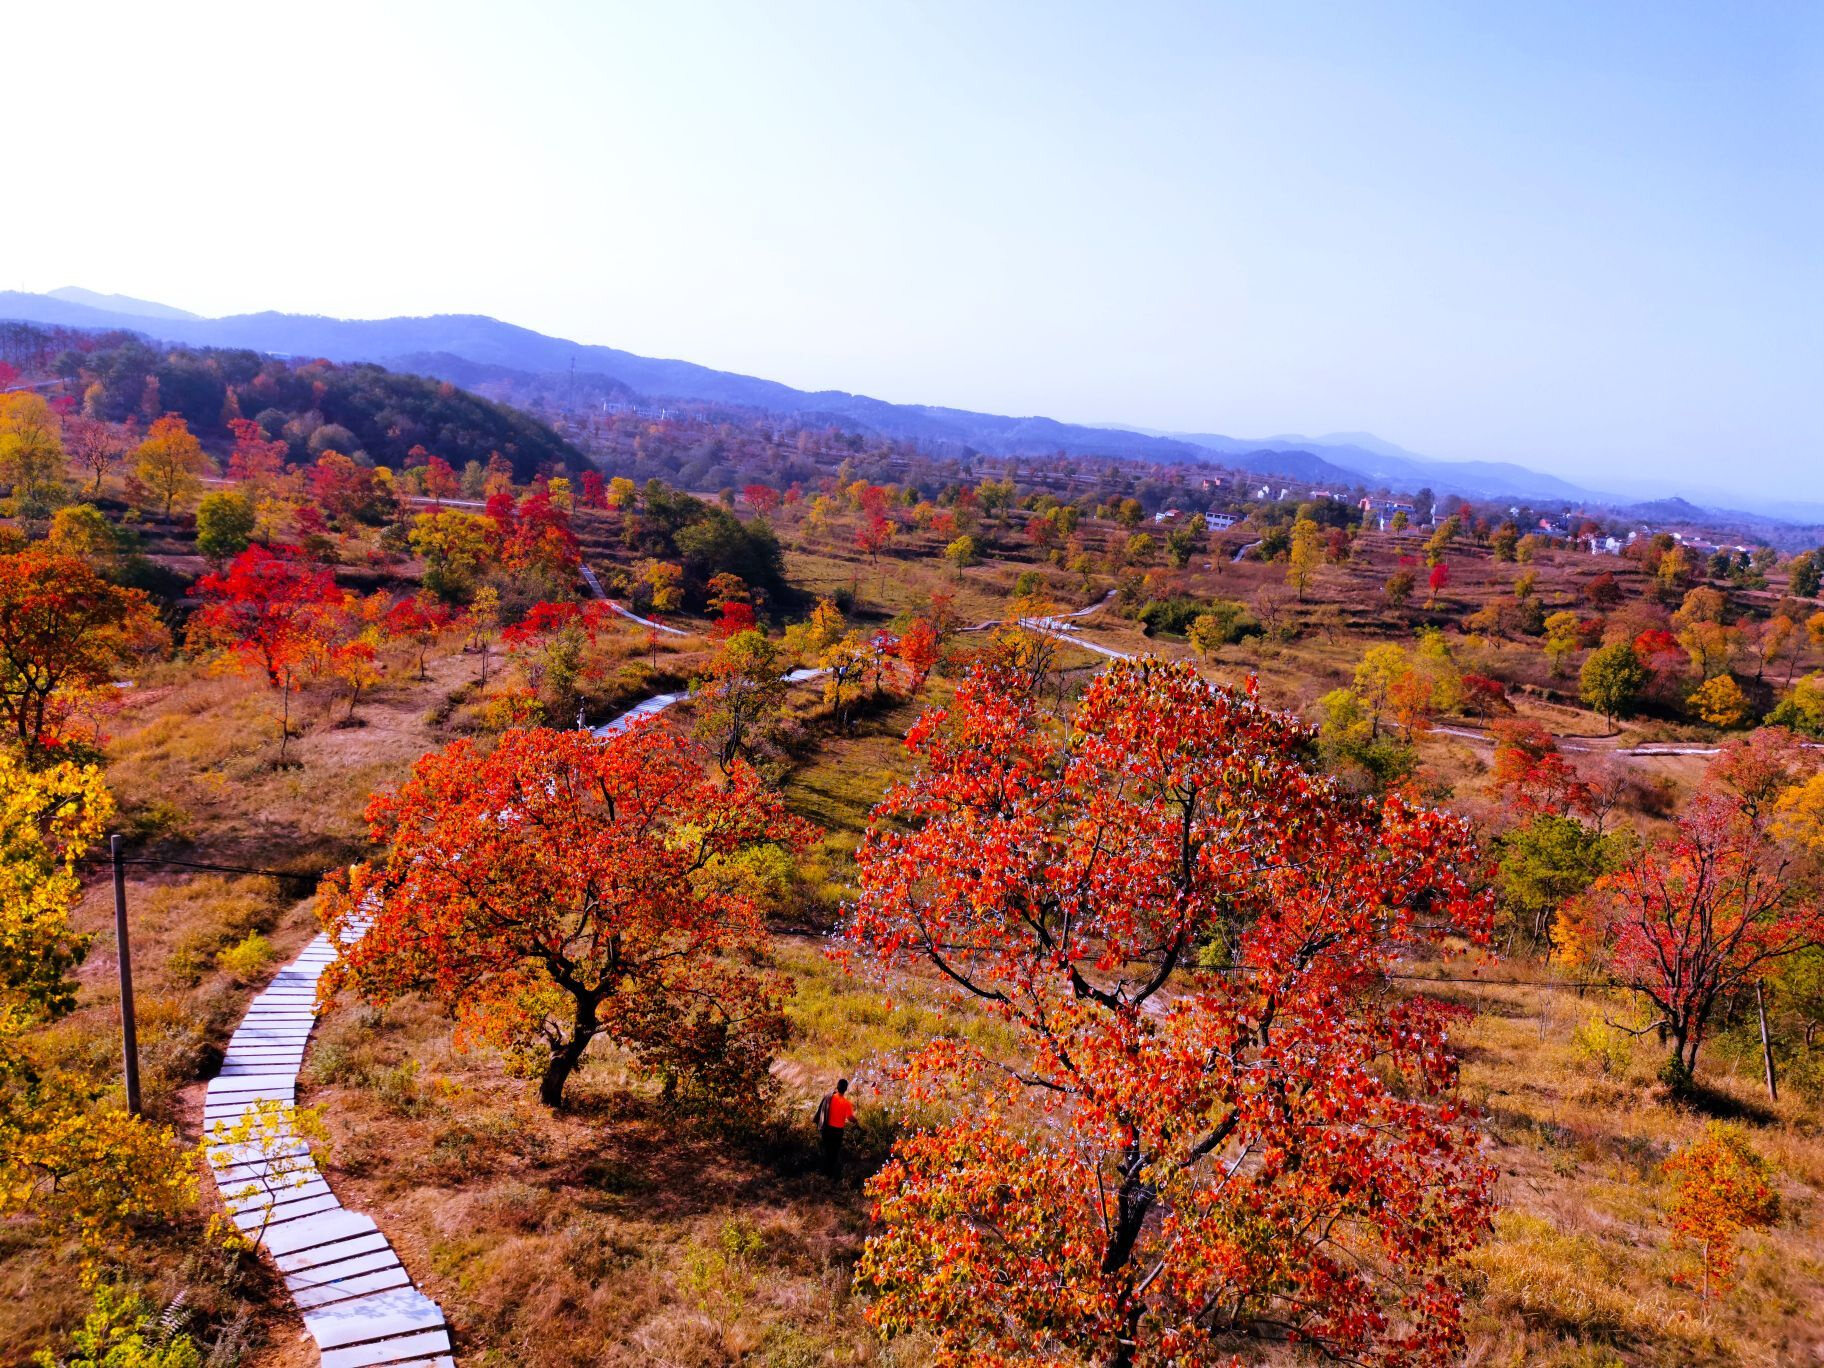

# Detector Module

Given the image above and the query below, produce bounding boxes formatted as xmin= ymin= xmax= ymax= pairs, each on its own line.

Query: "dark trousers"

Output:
xmin=820 ymin=1123 xmax=845 ymax=1179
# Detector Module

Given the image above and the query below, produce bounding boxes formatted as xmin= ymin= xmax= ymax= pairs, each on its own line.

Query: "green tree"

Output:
xmin=1164 ymin=524 xmax=1198 ymax=568
xmin=694 ymin=629 xmax=788 ymax=773
xmin=1789 ymin=551 xmax=1820 ymax=600
xmin=1580 ymin=639 xmax=1648 ymax=731
xmin=194 ymin=490 xmax=256 ymax=565
xmin=944 ymin=535 xmax=979 ymax=571
xmin=1498 ymin=813 xmax=1615 ymax=948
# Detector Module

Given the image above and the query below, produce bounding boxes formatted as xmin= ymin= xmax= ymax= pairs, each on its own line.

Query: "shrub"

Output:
xmin=30 ymin=1285 xmax=202 ymax=1368
xmin=215 ymin=932 xmax=275 ymax=982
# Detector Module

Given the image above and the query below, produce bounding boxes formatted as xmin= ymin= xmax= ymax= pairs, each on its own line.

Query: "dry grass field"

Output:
xmin=12 ymin=495 xmax=1822 ymax=1368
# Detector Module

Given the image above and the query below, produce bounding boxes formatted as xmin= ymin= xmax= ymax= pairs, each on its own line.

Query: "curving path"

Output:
xmin=578 ymin=564 xmax=691 ymax=636
xmin=204 ymin=914 xmax=455 ymax=1367
xmin=591 ymin=667 xmax=826 ymax=737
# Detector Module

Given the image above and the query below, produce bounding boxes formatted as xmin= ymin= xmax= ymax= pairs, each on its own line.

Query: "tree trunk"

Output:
xmin=539 ymin=990 xmax=601 ymax=1108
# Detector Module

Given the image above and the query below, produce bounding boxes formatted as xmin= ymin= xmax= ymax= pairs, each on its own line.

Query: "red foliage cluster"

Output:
xmin=847 ymin=658 xmax=1495 ymax=1366
xmin=1488 ymin=719 xmax=1591 ymax=817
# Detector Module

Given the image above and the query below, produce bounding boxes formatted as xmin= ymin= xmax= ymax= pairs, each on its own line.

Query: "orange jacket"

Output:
xmin=824 ymin=1092 xmax=854 ymax=1129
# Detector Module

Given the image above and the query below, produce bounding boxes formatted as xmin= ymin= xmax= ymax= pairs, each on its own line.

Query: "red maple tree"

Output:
xmin=225 ymin=418 xmax=288 ymax=484
xmin=1593 ymin=783 xmax=1823 ymax=1081
xmin=323 ymin=725 xmax=813 ymax=1107
xmin=385 ymin=593 xmax=461 ymax=680
xmin=846 ymin=658 xmax=1495 ymax=1366
xmin=187 ymin=545 xmax=343 ymax=759
xmin=1488 ymin=719 xmax=1591 ymax=818
xmin=896 ymin=618 xmax=940 ymax=692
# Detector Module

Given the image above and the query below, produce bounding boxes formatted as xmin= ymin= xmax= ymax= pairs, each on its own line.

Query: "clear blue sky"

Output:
xmin=10 ymin=1 xmax=1820 ymax=499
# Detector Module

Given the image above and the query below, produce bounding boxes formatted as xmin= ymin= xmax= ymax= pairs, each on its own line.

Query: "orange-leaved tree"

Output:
xmin=846 ymin=656 xmax=1496 ymax=1368
xmin=1662 ymin=1122 xmax=1778 ymax=1305
xmin=131 ymin=413 xmax=210 ymax=515
xmin=323 ymin=725 xmax=813 ymax=1109
xmin=0 ymin=548 xmax=164 ymax=762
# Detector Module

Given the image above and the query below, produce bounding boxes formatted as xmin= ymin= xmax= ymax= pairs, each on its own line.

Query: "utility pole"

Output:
xmin=1756 ymin=982 xmax=1778 ymax=1103
xmin=110 ymin=835 xmax=142 ymax=1116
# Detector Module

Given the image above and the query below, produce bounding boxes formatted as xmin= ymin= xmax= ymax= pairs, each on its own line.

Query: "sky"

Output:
xmin=6 ymin=1 xmax=1821 ymax=499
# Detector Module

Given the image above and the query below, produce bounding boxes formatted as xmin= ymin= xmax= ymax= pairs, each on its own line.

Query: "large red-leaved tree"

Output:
xmin=324 ymin=725 xmax=813 ymax=1108
xmin=845 ymin=657 xmax=1496 ymax=1368
xmin=1591 ymin=786 xmax=1822 ymax=1080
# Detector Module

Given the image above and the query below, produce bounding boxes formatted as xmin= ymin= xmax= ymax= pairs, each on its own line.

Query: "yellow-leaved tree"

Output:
xmin=0 ymin=755 xmax=195 ymax=1273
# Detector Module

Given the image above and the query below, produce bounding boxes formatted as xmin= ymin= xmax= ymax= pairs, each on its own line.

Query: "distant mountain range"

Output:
xmin=1 ymin=288 xmax=1810 ymax=528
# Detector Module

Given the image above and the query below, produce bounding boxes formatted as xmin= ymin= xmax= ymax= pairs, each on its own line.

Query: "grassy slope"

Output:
xmin=18 ymin=512 xmax=1824 ymax=1367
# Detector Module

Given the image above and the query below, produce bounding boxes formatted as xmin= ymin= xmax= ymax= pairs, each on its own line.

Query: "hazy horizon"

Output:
xmin=9 ymin=2 xmax=1821 ymax=501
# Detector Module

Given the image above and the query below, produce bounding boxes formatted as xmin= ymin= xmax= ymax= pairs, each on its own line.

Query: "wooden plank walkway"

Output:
xmin=204 ymin=914 xmax=455 ymax=1367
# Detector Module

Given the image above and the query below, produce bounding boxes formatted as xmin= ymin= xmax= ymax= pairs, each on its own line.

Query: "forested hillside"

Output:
xmin=0 ymin=321 xmax=584 ymax=479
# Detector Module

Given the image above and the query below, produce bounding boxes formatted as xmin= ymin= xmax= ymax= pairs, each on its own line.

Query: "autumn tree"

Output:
xmin=1689 ymin=674 xmax=1751 ymax=729
xmin=897 ymin=617 xmax=940 ymax=692
xmin=62 ymin=414 xmax=127 ymax=496
xmin=638 ymin=559 xmax=685 ymax=614
xmin=132 ymin=414 xmax=209 ymax=515
xmin=1543 ymin=610 xmax=1582 ymax=675
xmin=1285 ymin=516 xmax=1322 ymax=598
xmin=225 ymin=417 xmax=288 ymax=486
xmin=46 ymin=504 xmax=118 ymax=562
xmin=323 ymin=726 xmax=810 ymax=1108
xmin=0 ymin=550 xmax=163 ymax=762
xmin=187 ymin=545 xmax=342 ymax=760
xmin=409 ymin=509 xmax=491 ymax=602
xmin=1488 ymin=719 xmax=1591 ymax=818
xmin=0 ymin=756 xmax=195 ymax=1265
xmin=847 ymin=658 xmax=1495 ymax=1367
xmin=742 ymin=483 xmax=781 ymax=516
xmin=385 ymin=593 xmax=461 ymax=680
xmin=855 ymin=512 xmax=894 ymax=571
xmin=1588 ymin=779 xmax=1823 ymax=1083
xmin=0 ymin=393 xmax=67 ymax=521
xmin=1662 ymin=1124 xmax=1778 ymax=1305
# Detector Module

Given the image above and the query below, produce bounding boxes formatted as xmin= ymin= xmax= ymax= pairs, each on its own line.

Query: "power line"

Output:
xmin=78 ymin=855 xmax=336 ymax=880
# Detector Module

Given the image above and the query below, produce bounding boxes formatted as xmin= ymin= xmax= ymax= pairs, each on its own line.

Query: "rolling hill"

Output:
xmin=0 ymin=288 xmax=1795 ymax=519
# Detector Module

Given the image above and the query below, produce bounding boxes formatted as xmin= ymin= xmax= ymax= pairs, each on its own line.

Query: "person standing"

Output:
xmin=813 ymin=1077 xmax=853 ymax=1181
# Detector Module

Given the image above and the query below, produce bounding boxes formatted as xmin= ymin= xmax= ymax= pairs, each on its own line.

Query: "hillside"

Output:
xmin=3 ymin=323 xmax=585 ymax=479
xmin=0 ymin=288 xmax=1757 ymax=514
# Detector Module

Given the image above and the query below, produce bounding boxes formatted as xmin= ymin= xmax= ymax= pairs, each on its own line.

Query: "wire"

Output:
xmin=78 ymin=855 xmax=336 ymax=880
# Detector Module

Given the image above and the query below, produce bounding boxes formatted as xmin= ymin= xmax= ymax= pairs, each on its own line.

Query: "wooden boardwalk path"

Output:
xmin=203 ymin=913 xmax=455 ymax=1367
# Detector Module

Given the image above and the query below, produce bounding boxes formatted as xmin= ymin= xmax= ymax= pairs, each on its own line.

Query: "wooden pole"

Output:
xmin=110 ymin=834 xmax=142 ymax=1116
xmin=1756 ymin=982 xmax=1778 ymax=1103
